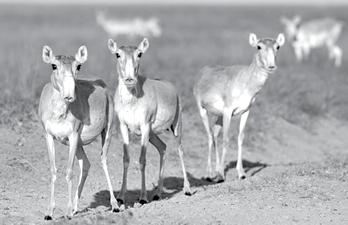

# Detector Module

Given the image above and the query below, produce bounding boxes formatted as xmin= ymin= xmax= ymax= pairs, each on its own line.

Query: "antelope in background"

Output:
xmin=96 ymin=11 xmax=162 ymax=38
xmin=281 ymin=15 xmax=343 ymax=67
xmin=193 ymin=33 xmax=285 ymax=182
xmin=39 ymin=46 xmax=119 ymax=219
xmin=108 ymin=38 xmax=192 ymax=205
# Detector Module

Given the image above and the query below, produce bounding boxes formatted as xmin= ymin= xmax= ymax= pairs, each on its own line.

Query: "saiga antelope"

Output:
xmin=96 ymin=11 xmax=161 ymax=38
xmin=281 ymin=15 xmax=343 ymax=67
xmin=39 ymin=46 xmax=119 ymax=219
xmin=193 ymin=33 xmax=285 ymax=182
xmin=108 ymin=38 xmax=192 ymax=204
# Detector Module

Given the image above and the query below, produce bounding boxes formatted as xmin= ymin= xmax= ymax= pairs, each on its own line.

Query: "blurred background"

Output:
xmin=0 ymin=0 xmax=348 ymax=128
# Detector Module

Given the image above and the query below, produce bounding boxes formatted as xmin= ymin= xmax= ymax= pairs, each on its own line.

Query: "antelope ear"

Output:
xmin=277 ymin=33 xmax=285 ymax=47
xmin=249 ymin=33 xmax=258 ymax=47
xmin=75 ymin=45 xmax=88 ymax=64
xmin=42 ymin=45 xmax=54 ymax=64
xmin=108 ymin=39 xmax=118 ymax=54
xmin=138 ymin=38 xmax=149 ymax=53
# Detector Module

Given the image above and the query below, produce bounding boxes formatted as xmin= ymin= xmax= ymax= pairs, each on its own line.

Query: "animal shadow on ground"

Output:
xmin=224 ymin=159 xmax=268 ymax=177
xmin=85 ymin=161 xmax=267 ymax=212
xmin=88 ymin=172 xmax=215 ymax=210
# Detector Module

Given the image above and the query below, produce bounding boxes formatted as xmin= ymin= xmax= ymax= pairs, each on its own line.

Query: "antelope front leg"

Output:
xmin=217 ymin=108 xmax=232 ymax=182
xmin=176 ymin=135 xmax=192 ymax=195
xmin=329 ymin=45 xmax=342 ymax=67
xmin=293 ymin=44 xmax=303 ymax=62
xmin=139 ymin=123 xmax=150 ymax=204
xmin=303 ymin=46 xmax=310 ymax=60
xmin=213 ymin=116 xmax=222 ymax=176
xmin=198 ymin=106 xmax=214 ymax=181
xmin=236 ymin=110 xmax=250 ymax=179
xmin=149 ymin=133 xmax=166 ymax=200
xmin=44 ymin=133 xmax=56 ymax=220
xmin=73 ymin=146 xmax=90 ymax=214
xmin=66 ymin=132 xmax=79 ymax=218
xmin=100 ymin=128 xmax=119 ymax=212
xmin=117 ymin=122 xmax=130 ymax=206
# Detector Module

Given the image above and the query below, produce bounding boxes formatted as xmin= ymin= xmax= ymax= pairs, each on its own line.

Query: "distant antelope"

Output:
xmin=96 ymin=11 xmax=161 ymax=38
xmin=193 ymin=33 xmax=285 ymax=182
xmin=108 ymin=38 xmax=191 ymax=204
xmin=281 ymin=15 xmax=343 ymax=67
xmin=39 ymin=45 xmax=119 ymax=219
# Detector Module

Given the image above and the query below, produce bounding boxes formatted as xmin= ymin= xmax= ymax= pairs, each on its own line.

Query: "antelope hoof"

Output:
xmin=152 ymin=194 xmax=161 ymax=201
xmin=238 ymin=171 xmax=246 ymax=180
xmin=112 ymin=207 xmax=120 ymax=213
xmin=183 ymin=185 xmax=192 ymax=196
xmin=111 ymin=199 xmax=121 ymax=213
xmin=44 ymin=215 xmax=52 ymax=220
xmin=116 ymin=198 xmax=124 ymax=205
xmin=202 ymin=176 xmax=215 ymax=182
xmin=184 ymin=191 xmax=192 ymax=196
xmin=214 ymin=174 xmax=225 ymax=183
xmin=139 ymin=199 xmax=148 ymax=205
xmin=239 ymin=174 xmax=246 ymax=180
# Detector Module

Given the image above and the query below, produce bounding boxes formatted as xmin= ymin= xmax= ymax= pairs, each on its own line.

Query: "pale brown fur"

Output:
xmin=39 ymin=45 xmax=119 ymax=220
xmin=108 ymin=38 xmax=191 ymax=205
xmin=193 ymin=33 xmax=285 ymax=182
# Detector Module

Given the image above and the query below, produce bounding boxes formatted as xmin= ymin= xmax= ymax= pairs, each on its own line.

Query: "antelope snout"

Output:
xmin=124 ymin=77 xmax=137 ymax=86
xmin=64 ymin=96 xmax=75 ymax=102
xmin=268 ymin=65 xmax=277 ymax=70
xmin=62 ymin=76 xmax=76 ymax=102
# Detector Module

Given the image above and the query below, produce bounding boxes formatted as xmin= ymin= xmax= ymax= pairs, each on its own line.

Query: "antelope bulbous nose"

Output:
xmin=125 ymin=78 xmax=134 ymax=82
xmin=64 ymin=96 xmax=74 ymax=102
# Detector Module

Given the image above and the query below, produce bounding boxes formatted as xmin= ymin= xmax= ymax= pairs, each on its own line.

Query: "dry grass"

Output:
xmin=1 ymin=5 xmax=348 ymax=133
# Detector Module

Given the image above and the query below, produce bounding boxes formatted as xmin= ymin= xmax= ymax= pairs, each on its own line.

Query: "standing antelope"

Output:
xmin=107 ymin=38 xmax=191 ymax=204
xmin=96 ymin=11 xmax=162 ymax=38
xmin=193 ymin=33 xmax=285 ymax=182
xmin=281 ymin=15 xmax=343 ymax=67
xmin=39 ymin=45 xmax=119 ymax=219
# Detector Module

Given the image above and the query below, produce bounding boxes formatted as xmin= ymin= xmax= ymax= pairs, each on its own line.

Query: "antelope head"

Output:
xmin=42 ymin=45 xmax=87 ymax=103
xmin=108 ymin=38 xmax=149 ymax=88
xmin=249 ymin=33 xmax=285 ymax=73
xmin=280 ymin=15 xmax=301 ymax=41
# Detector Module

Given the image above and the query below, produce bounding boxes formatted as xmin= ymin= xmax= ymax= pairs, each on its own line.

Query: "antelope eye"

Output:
xmin=137 ymin=52 xmax=142 ymax=58
xmin=76 ymin=64 xmax=81 ymax=71
xmin=276 ymin=45 xmax=280 ymax=50
xmin=52 ymin=64 xmax=57 ymax=70
xmin=115 ymin=53 xmax=120 ymax=58
xmin=257 ymin=45 xmax=262 ymax=50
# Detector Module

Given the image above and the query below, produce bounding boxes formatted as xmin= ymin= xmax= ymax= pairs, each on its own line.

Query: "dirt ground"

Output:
xmin=0 ymin=114 xmax=347 ymax=225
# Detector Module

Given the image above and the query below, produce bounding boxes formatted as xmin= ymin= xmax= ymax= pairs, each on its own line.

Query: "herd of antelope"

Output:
xmin=38 ymin=14 xmax=343 ymax=220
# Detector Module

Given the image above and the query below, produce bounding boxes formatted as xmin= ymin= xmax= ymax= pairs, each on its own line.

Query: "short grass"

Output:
xmin=1 ymin=5 xmax=348 ymax=131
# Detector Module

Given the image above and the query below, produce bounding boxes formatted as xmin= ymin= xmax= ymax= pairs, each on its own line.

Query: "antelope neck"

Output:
xmin=49 ymin=73 xmax=71 ymax=119
xmin=248 ymin=54 xmax=270 ymax=83
xmin=118 ymin=76 xmax=140 ymax=104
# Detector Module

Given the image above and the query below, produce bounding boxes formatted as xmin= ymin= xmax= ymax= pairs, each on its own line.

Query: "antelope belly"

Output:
xmin=45 ymin=120 xmax=73 ymax=140
xmin=202 ymin=95 xmax=224 ymax=115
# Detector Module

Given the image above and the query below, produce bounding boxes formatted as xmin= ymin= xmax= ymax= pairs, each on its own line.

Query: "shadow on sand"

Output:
xmin=88 ymin=172 xmax=215 ymax=209
xmin=88 ymin=159 xmax=267 ymax=210
xmin=224 ymin=159 xmax=268 ymax=177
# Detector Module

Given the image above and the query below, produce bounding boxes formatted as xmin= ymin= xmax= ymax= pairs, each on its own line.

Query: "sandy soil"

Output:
xmin=0 ymin=114 xmax=347 ymax=225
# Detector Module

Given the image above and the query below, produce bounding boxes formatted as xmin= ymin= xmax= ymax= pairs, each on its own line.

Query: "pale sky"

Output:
xmin=0 ymin=0 xmax=347 ymax=5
